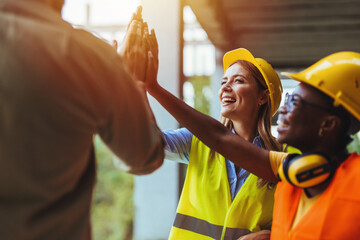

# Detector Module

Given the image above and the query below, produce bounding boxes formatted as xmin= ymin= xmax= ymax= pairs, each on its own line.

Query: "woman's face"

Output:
xmin=218 ymin=63 xmax=266 ymax=121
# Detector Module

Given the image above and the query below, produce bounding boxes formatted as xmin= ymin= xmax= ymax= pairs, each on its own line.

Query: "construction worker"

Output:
xmin=143 ymin=29 xmax=360 ymax=239
xmin=142 ymin=25 xmax=284 ymax=238
xmin=164 ymin=48 xmax=283 ymax=240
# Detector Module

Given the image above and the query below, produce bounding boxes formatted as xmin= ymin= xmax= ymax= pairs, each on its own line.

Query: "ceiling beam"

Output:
xmin=232 ymin=20 xmax=360 ymax=33
xmin=186 ymin=0 xmax=235 ymax=51
xmin=187 ymin=0 xmax=360 ymax=67
xmin=223 ymin=0 xmax=359 ymax=8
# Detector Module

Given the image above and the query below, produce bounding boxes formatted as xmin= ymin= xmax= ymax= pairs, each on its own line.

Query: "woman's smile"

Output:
xmin=221 ymin=95 xmax=236 ymax=106
xmin=219 ymin=63 xmax=262 ymax=120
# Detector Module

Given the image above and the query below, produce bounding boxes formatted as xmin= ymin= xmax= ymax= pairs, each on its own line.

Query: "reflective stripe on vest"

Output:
xmin=173 ymin=213 xmax=251 ymax=239
xmin=169 ymin=137 xmax=275 ymax=240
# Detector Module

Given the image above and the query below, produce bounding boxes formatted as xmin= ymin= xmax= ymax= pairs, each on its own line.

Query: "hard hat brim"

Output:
xmin=223 ymin=48 xmax=260 ymax=74
xmin=281 ymin=71 xmax=360 ymax=122
xmin=223 ymin=48 xmax=278 ymax=117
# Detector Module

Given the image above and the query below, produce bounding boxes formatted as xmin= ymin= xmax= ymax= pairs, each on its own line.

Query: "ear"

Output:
xmin=258 ymin=89 xmax=269 ymax=106
xmin=320 ymin=115 xmax=341 ymax=134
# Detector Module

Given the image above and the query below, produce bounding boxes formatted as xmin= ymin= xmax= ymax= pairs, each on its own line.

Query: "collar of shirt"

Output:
xmin=226 ymin=133 xmax=262 ymax=200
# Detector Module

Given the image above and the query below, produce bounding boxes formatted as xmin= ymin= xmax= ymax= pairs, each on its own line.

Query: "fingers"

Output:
xmin=143 ymin=22 xmax=149 ymax=35
xmin=145 ymin=50 xmax=159 ymax=86
xmin=123 ymin=20 xmax=138 ymax=47
xmin=125 ymin=5 xmax=155 ymax=52
xmin=145 ymin=35 xmax=151 ymax=54
xmin=147 ymin=51 xmax=155 ymax=67
xmin=150 ymin=29 xmax=156 ymax=38
xmin=151 ymin=29 xmax=158 ymax=48
xmin=127 ymin=6 xmax=145 ymax=48
xmin=112 ymin=40 xmax=118 ymax=51
xmin=135 ymin=5 xmax=142 ymax=21
xmin=151 ymin=29 xmax=158 ymax=49
xmin=146 ymin=51 xmax=154 ymax=80
xmin=127 ymin=5 xmax=142 ymax=28
xmin=126 ymin=13 xmax=136 ymax=30
xmin=143 ymin=22 xmax=150 ymax=50
xmin=126 ymin=5 xmax=143 ymax=35
xmin=134 ymin=21 xmax=143 ymax=48
xmin=148 ymin=29 xmax=159 ymax=58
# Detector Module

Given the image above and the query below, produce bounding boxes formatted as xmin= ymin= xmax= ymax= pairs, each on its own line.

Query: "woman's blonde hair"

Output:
xmin=218 ymin=60 xmax=282 ymax=189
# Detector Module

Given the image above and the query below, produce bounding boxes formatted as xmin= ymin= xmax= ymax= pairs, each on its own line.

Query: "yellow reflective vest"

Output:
xmin=169 ymin=137 xmax=276 ymax=240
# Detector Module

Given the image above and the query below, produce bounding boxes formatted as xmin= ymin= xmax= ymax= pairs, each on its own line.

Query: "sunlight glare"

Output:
xmin=62 ymin=0 xmax=140 ymax=25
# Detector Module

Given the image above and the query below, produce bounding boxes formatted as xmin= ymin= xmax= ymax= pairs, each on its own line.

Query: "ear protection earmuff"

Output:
xmin=277 ymin=152 xmax=332 ymax=188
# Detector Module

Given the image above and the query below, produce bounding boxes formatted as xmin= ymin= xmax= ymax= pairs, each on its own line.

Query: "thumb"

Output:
xmin=146 ymin=51 xmax=154 ymax=76
xmin=148 ymin=50 xmax=154 ymax=60
xmin=112 ymin=40 xmax=118 ymax=51
xmin=146 ymin=51 xmax=158 ymax=85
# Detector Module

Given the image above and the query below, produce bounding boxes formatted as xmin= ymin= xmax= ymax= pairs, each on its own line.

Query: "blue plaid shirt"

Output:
xmin=162 ymin=128 xmax=263 ymax=200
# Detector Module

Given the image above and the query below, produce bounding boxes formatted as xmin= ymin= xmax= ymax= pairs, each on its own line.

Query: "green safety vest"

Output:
xmin=169 ymin=137 xmax=276 ymax=240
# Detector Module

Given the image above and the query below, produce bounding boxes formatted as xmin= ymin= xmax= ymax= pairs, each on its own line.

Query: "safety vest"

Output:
xmin=271 ymin=152 xmax=360 ymax=240
xmin=169 ymin=137 xmax=275 ymax=240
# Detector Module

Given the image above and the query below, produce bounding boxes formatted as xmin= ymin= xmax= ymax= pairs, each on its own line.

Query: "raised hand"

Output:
xmin=119 ymin=6 xmax=148 ymax=82
xmin=144 ymin=28 xmax=160 ymax=91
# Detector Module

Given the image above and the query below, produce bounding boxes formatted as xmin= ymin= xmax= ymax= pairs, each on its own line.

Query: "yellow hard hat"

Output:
xmin=282 ymin=51 xmax=360 ymax=121
xmin=223 ymin=48 xmax=283 ymax=117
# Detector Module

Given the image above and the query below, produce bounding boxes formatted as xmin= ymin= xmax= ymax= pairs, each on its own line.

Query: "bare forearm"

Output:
xmin=148 ymin=84 xmax=227 ymax=146
xmin=147 ymin=84 xmax=277 ymax=182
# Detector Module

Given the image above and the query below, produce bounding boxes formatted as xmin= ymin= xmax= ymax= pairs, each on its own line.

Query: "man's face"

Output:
xmin=277 ymin=83 xmax=330 ymax=151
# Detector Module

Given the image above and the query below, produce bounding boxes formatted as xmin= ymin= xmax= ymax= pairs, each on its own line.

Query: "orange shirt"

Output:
xmin=269 ymin=151 xmax=318 ymax=230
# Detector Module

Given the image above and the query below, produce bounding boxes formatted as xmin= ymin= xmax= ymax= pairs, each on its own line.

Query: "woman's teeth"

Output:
xmin=222 ymin=97 xmax=236 ymax=103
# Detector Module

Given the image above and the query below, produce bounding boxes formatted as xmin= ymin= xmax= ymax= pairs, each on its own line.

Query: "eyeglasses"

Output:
xmin=284 ymin=93 xmax=333 ymax=113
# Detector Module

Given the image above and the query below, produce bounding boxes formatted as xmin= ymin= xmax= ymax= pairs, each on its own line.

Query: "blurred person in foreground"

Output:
xmin=142 ymin=26 xmax=360 ymax=240
xmin=0 ymin=1 xmax=164 ymax=239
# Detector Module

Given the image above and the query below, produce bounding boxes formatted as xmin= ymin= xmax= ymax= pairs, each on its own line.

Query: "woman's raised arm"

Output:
xmin=144 ymin=31 xmax=277 ymax=183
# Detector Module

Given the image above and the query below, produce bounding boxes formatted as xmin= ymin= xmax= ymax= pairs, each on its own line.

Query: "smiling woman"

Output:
xmin=144 ymin=45 xmax=283 ymax=239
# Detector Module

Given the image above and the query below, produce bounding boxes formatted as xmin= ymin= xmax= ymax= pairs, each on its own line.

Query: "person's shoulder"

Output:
xmin=63 ymin=26 xmax=126 ymax=80
xmin=269 ymin=151 xmax=289 ymax=161
xmin=350 ymin=152 xmax=360 ymax=160
xmin=341 ymin=152 xmax=360 ymax=170
xmin=333 ymin=152 xmax=360 ymax=200
xmin=282 ymin=144 xmax=301 ymax=154
xmin=69 ymin=27 xmax=118 ymax=59
xmin=335 ymin=152 xmax=360 ymax=186
xmin=269 ymin=151 xmax=289 ymax=176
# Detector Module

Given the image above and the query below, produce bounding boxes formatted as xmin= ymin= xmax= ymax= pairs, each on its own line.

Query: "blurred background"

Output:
xmin=62 ymin=0 xmax=360 ymax=239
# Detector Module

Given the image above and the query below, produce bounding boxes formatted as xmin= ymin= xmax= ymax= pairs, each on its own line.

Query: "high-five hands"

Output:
xmin=115 ymin=5 xmax=160 ymax=90
xmin=118 ymin=6 xmax=148 ymax=82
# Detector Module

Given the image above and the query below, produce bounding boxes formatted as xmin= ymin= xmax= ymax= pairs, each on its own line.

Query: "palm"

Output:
xmin=119 ymin=6 xmax=147 ymax=82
